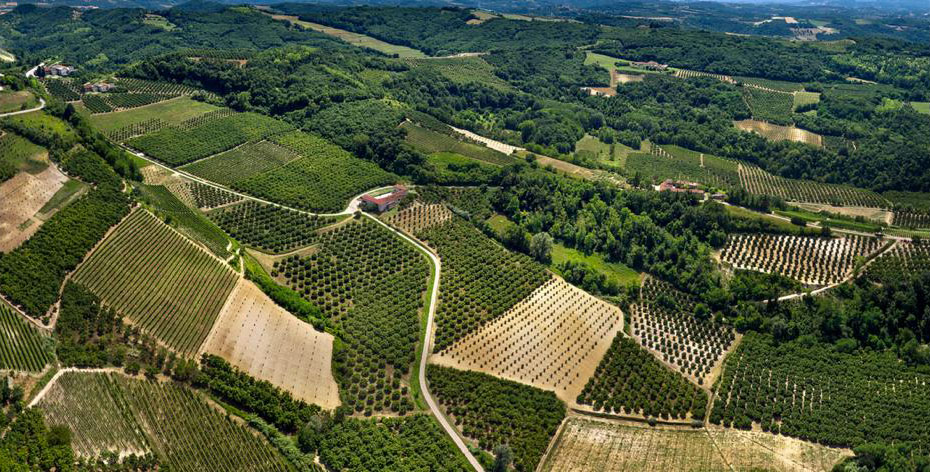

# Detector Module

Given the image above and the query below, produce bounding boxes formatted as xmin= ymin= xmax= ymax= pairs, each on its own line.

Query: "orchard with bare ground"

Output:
xmin=720 ymin=233 xmax=882 ymax=285
xmin=431 ymin=276 xmax=623 ymax=404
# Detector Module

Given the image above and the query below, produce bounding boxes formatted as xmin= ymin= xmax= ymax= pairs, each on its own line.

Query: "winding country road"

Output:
xmin=126 ymin=148 xmax=485 ymax=471
xmin=0 ymin=97 xmax=46 ymax=118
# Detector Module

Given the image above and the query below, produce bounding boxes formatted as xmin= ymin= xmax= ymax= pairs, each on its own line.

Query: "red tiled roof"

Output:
xmin=362 ymin=186 xmax=407 ymax=205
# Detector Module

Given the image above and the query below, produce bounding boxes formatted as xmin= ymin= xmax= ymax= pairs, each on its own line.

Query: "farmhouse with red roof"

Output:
xmin=361 ymin=185 xmax=408 ymax=212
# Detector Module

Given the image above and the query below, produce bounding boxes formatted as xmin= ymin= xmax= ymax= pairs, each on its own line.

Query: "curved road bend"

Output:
xmin=0 ymin=97 xmax=46 ymax=118
xmin=127 ymin=148 xmax=484 ymax=470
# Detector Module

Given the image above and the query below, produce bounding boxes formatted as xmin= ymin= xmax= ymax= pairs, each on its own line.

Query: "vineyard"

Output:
xmin=127 ymin=112 xmax=294 ymax=165
xmin=632 ymin=278 xmax=735 ymax=385
xmin=539 ymin=417 xmax=850 ymax=472
xmin=44 ymin=78 xmax=81 ymax=101
xmin=107 ymin=118 xmax=170 ymax=142
xmin=210 ymin=201 xmax=337 ymax=253
xmin=734 ymin=119 xmax=823 ymax=147
xmin=427 ymin=365 xmax=566 ymax=472
xmin=115 ymin=78 xmax=207 ymax=96
xmin=0 ymin=301 xmax=52 ymax=371
xmin=417 ymin=219 xmax=550 ymax=352
xmin=865 ymin=240 xmax=930 ymax=283
xmin=272 ymin=218 xmax=428 ymax=414
xmin=83 ymin=93 xmax=174 ymax=114
xmin=577 ymin=334 xmax=708 ymax=421
xmin=432 ymin=277 xmax=623 ymax=404
xmin=675 ymin=69 xmax=735 ymax=83
xmin=162 ymin=180 xmax=241 ymax=210
xmin=737 ymin=77 xmax=805 ymax=92
xmin=892 ymin=211 xmax=930 ymax=229
xmin=180 ymin=140 xmax=300 ymax=186
xmin=38 ymin=371 xmax=290 ymax=470
xmin=387 ymin=201 xmax=453 ymax=234
xmin=72 ymin=210 xmax=238 ymax=356
xmin=233 ymin=131 xmax=395 ymax=213
xmin=742 ymin=87 xmax=794 ymax=123
xmin=737 ymin=163 xmax=887 ymax=207
xmin=711 ymin=332 xmax=930 ymax=447
xmin=136 ymin=183 xmax=232 ymax=257
xmin=202 ymin=279 xmax=341 ymax=409
xmin=720 ymin=233 xmax=882 ymax=285
xmin=626 ymin=143 xmax=739 ymax=189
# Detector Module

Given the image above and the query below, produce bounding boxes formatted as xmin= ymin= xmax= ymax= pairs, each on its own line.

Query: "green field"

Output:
xmin=37 ymin=179 xmax=88 ymax=216
xmin=0 ymin=90 xmax=39 ymax=113
xmin=71 ymin=210 xmax=238 ymax=356
xmin=0 ymin=300 xmax=52 ymax=372
xmin=180 ymin=140 xmax=300 ymax=185
xmin=39 ymin=372 xmax=289 ymax=469
xmin=911 ymin=102 xmax=930 ymax=114
xmin=0 ymin=132 xmax=47 ymax=180
xmin=2 ymin=111 xmax=79 ymax=145
xmin=793 ymin=91 xmax=821 ymax=110
xmin=585 ymin=52 xmax=674 ymax=76
xmin=774 ymin=207 xmax=883 ymax=233
xmin=551 ymin=243 xmax=641 ymax=288
xmin=884 ymin=191 xmax=930 ymax=211
xmin=737 ymin=77 xmax=805 ymax=92
xmin=402 ymin=121 xmax=516 ymax=166
xmin=128 ymin=112 xmax=294 ymax=165
xmin=407 ymin=57 xmax=512 ymax=91
xmin=271 ymin=13 xmax=426 ymax=58
xmin=234 ymin=131 xmax=396 ymax=212
xmin=486 ymin=213 xmax=515 ymax=236
xmin=574 ymin=134 xmax=632 ymax=168
xmin=725 ymin=205 xmax=821 ymax=236
xmin=89 ymin=96 xmax=220 ymax=134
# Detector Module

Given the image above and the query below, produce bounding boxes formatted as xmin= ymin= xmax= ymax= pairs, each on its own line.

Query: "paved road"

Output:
xmin=366 ymin=215 xmax=484 ymax=471
xmin=128 ymin=147 xmax=484 ymax=471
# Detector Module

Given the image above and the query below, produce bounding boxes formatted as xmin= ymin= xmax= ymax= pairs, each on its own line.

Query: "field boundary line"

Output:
xmin=702 ymin=427 xmax=737 ymax=472
xmin=27 ymin=367 xmax=123 ymax=408
xmin=534 ymin=417 xmax=569 ymax=472
xmin=195 ymin=275 xmax=244 ymax=359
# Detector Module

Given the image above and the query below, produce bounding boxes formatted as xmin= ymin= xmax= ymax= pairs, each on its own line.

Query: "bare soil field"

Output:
xmin=0 ymin=164 xmax=68 ymax=253
xmin=201 ymin=279 xmax=341 ymax=409
xmin=734 ymin=119 xmax=823 ymax=147
xmin=431 ymin=277 xmax=623 ymax=405
xmin=614 ymin=72 xmax=644 ymax=84
xmin=140 ymin=164 xmax=176 ymax=185
xmin=539 ymin=417 xmax=850 ymax=472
